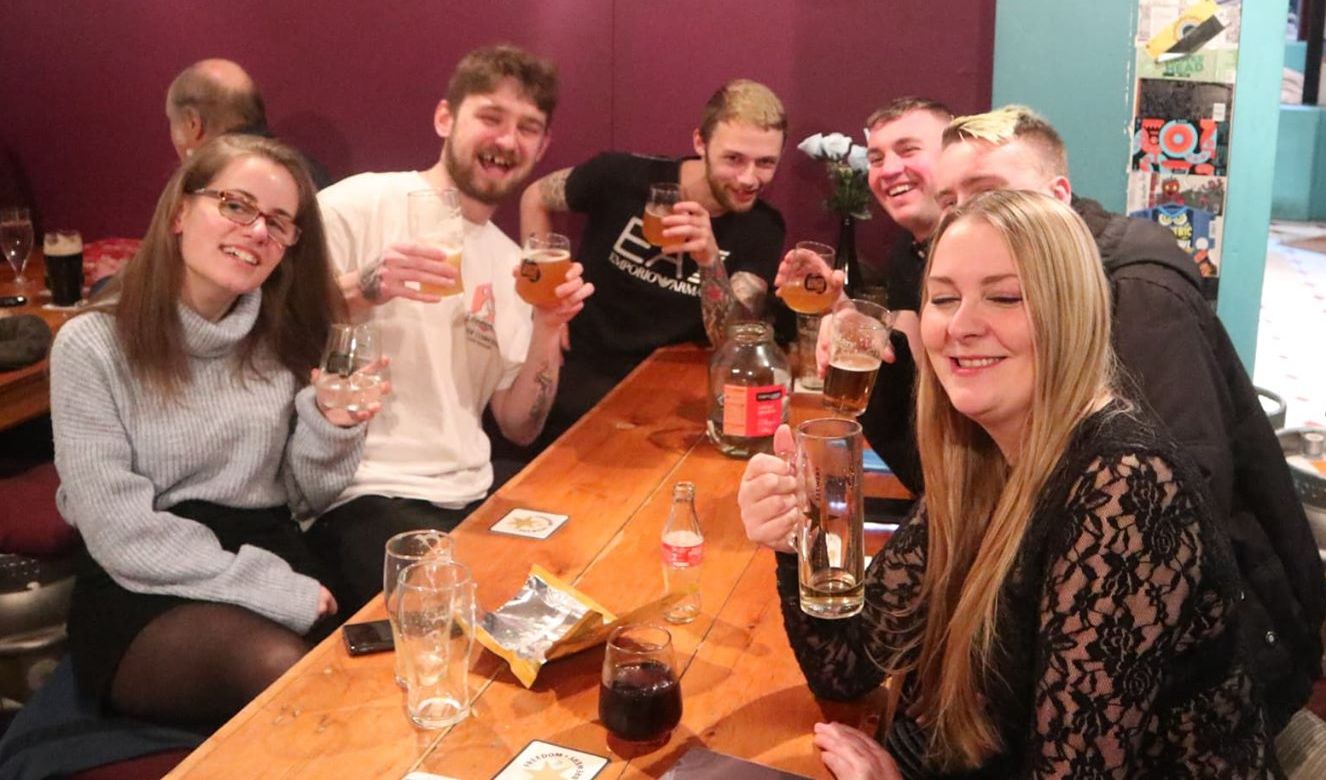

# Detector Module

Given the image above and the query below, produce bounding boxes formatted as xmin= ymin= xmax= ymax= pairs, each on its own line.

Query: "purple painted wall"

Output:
xmin=0 ymin=0 xmax=993 ymax=266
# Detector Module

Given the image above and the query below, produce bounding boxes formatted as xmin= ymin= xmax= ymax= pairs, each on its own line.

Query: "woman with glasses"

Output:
xmin=49 ymin=134 xmax=378 ymax=729
xmin=738 ymin=191 xmax=1268 ymax=777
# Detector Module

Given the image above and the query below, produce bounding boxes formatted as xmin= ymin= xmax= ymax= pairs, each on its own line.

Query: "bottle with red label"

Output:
xmin=661 ymin=481 xmax=704 ymax=624
xmin=707 ymin=321 xmax=791 ymax=458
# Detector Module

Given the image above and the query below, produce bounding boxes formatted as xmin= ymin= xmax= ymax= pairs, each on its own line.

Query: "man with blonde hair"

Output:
xmin=862 ymin=103 xmax=1323 ymax=734
xmin=519 ymin=78 xmax=790 ymax=447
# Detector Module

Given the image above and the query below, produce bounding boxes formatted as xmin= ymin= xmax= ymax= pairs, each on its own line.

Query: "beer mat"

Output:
xmin=661 ymin=747 xmax=809 ymax=779
xmin=492 ymin=740 xmax=608 ymax=780
xmin=401 ymin=773 xmax=462 ymax=780
xmin=490 ymin=508 xmax=570 ymax=540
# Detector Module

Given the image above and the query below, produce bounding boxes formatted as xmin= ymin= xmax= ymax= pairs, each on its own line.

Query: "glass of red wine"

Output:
xmin=598 ymin=624 xmax=682 ymax=744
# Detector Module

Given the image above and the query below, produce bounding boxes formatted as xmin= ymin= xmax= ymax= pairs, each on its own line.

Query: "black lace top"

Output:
xmin=775 ymin=406 xmax=1271 ymax=778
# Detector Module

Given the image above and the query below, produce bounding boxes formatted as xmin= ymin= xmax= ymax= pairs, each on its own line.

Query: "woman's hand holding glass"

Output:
xmin=736 ymin=424 xmax=799 ymax=554
xmin=314 ymin=324 xmax=391 ymax=426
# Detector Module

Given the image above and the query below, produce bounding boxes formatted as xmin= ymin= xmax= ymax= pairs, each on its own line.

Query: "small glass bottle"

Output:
xmin=707 ymin=321 xmax=791 ymax=458
xmin=661 ymin=482 xmax=704 ymax=624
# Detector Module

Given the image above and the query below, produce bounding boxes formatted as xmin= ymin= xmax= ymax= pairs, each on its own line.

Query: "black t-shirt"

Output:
xmin=564 ymin=152 xmax=787 ymax=369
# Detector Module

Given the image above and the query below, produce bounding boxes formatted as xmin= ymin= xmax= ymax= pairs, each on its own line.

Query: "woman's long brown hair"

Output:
xmin=98 ymin=134 xmax=346 ymax=394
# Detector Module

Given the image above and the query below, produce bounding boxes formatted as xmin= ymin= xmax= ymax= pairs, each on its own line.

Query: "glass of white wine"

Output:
xmin=1 ymin=208 xmax=34 ymax=287
xmin=315 ymin=324 xmax=385 ymax=413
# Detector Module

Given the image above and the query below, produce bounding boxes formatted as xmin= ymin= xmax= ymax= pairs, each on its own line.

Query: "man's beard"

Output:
xmin=705 ymin=165 xmax=756 ymax=213
xmin=444 ymin=143 xmax=521 ymax=206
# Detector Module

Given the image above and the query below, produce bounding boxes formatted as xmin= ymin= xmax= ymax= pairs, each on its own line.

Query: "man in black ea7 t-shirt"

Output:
xmin=520 ymin=78 xmax=790 ymax=442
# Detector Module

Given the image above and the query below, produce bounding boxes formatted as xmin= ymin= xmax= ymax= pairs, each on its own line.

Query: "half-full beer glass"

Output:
xmin=794 ymin=418 xmax=865 ymax=619
xmin=406 ymin=189 xmax=463 ymax=297
xmin=643 ymin=183 xmax=680 ymax=247
xmin=822 ymin=298 xmax=893 ymax=416
xmin=517 ymin=232 xmax=572 ymax=307
xmin=395 ymin=559 xmax=475 ymax=729
xmin=384 ymin=530 xmax=455 ymax=687
xmin=778 ymin=241 xmax=837 ymax=315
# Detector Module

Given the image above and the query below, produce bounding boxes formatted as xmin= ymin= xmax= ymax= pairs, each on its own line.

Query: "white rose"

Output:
xmin=797 ymin=133 xmax=826 ymax=158
xmin=821 ymin=133 xmax=852 ymax=158
xmin=847 ymin=144 xmax=869 ymax=173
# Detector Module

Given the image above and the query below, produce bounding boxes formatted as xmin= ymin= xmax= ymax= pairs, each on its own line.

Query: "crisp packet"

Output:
xmin=474 ymin=564 xmax=682 ymax=687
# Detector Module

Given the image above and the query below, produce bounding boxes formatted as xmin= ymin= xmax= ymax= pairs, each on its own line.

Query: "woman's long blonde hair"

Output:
xmin=901 ymin=190 xmax=1116 ymax=770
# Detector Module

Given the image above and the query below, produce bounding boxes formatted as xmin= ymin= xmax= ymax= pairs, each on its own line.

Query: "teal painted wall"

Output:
xmin=992 ymin=1 xmax=1136 ymax=211
xmin=993 ymin=1 xmax=1288 ymax=370
xmin=1220 ymin=3 xmax=1289 ymax=368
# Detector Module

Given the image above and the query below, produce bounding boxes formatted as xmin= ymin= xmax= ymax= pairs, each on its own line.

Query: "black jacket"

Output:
xmin=859 ymin=197 xmax=1324 ymax=731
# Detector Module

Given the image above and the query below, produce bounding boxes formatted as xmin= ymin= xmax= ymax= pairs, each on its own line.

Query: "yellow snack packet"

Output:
xmin=474 ymin=564 xmax=682 ymax=687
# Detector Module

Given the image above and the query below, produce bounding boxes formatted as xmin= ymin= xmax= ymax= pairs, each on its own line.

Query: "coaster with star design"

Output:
xmin=489 ymin=508 xmax=570 ymax=540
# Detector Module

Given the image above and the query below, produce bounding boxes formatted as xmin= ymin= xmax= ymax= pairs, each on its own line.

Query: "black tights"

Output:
xmin=109 ymin=602 xmax=310 ymax=729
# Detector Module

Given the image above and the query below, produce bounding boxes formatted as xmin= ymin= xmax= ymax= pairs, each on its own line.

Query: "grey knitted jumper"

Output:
xmin=50 ymin=291 xmax=364 ymax=634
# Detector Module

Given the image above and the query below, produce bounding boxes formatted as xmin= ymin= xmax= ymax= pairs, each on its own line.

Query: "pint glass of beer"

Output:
xmin=794 ymin=418 xmax=865 ymax=619
xmin=516 ymin=233 xmax=572 ymax=307
xmin=643 ymin=183 xmax=681 ymax=247
xmin=395 ymin=560 xmax=475 ymax=729
xmin=43 ymin=230 xmax=84 ymax=307
xmin=406 ymin=189 xmax=463 ymax=298
xmin=822 ymin=298 xmax=893 ymax=416
xmin=777 ymin=241 xmax=837 ymax=315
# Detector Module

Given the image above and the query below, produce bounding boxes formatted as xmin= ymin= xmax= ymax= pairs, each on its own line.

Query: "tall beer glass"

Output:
xmin=516 ymin=232 xmax=572 ymax=307
xmin=822 ymin=298 xmax=893 ymax=416
xmin=43 ymin=230 xmax=84 ymax=307
xmin=778 ymin=241 xmax=837 ymax=315
xmin=384 ymin=530 xmax=454 ymax=687
xmin=406 ymin=189 xmax=463 ymax=298
xmin=395 ymin=559 xmax=475 ymax=729
xmin=794 ymin=418 xmax=865 ymax=619
xmin=643 ymin=183 xmax=680 ymax=247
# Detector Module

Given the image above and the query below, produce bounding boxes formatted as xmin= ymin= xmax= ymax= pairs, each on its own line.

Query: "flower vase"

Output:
xmin=835 ymin=215 xmax=861 ymax=298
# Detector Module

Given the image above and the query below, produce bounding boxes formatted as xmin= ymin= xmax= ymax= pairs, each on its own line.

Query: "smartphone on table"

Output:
xmin=342 ymin=619 xmax=394 ymax=656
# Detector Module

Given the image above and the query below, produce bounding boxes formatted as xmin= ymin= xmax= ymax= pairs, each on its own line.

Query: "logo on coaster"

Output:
xmin=492 ymin=740 xmax=608 ymax=780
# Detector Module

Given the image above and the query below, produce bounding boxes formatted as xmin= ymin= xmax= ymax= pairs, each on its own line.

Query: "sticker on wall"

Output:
xmin=1137 ymin=0 xmax=1240 ymax=55
xmin=1127 ymin=172 xmax=1225 ymax=284
xmin=1135 ymin=47 xmax=1238 ymax=83
xmin=1132 ymin=79 xmax=1232 ymax=177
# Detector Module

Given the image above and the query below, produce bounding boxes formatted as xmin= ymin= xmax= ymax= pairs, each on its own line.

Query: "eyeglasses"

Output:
xmin=190 ymin=189 xmax=301 ymax=247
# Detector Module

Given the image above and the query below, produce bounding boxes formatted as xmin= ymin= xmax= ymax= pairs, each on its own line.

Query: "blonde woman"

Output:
xmin=738 ymin=190 xmax=1269 ymax=777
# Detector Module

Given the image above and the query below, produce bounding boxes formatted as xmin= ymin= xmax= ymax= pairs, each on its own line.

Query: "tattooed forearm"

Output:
xmin=540 ymin=169 xmax=571 ymax=212
xmin=528 ymin=365 xmax=555 ymax=424
xmin=358 ymin=261 xmax=383 ymax=303
xmin=699 ymin=263 xmax=769 ymax=347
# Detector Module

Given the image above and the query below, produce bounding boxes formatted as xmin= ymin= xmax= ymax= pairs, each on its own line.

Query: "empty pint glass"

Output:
xmin=384 ymin=530 xmax=455 ymax=687
xmin=517 ymin=232 xmax=572 ymax=307
xmin=794 ymin=418 xmax=865 ymax=619
xmin=407 ymin=189 xmax=463 ymax=298
xmin=395 ymin=559 xmax=475 ymax=729
xmin=822 ymin=298 xmax=893 ymax=416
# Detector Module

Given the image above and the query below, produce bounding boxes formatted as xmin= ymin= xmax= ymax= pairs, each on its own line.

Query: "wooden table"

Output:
xmin=167 ymin=346 xmax=903 ymax=780
xmin=0 ymin=253 xmax=76 ymax=431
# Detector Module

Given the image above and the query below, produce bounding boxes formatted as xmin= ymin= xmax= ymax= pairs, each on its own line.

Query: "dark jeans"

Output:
xmin=305 ymin=495 xmax=483 ymax=619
